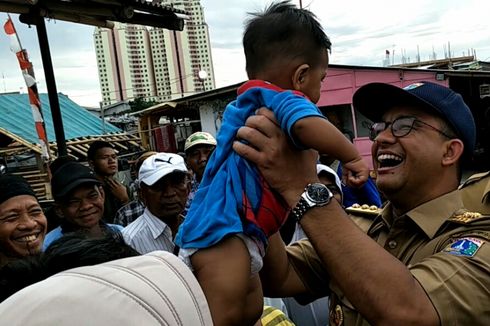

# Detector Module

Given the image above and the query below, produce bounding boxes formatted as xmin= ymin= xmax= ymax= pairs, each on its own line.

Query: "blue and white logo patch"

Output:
xmin=443 ymin=237 xmax=484 ymax=257
xmin=403 ymin=82 xmax=425 ymax=90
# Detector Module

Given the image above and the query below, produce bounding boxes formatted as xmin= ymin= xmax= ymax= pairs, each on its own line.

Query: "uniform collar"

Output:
xmin=405 ymin=190 xmax=464 ymax=238
xmin=370 ymin=190 xmax=464 ymax=239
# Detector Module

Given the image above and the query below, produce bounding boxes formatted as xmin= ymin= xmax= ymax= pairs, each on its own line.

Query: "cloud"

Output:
xmin=2 ymin=1 xmax=490 ymax=107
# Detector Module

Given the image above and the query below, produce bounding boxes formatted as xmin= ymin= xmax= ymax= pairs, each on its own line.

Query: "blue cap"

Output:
xmin=353 ymin=81 xmax=476 ymax=157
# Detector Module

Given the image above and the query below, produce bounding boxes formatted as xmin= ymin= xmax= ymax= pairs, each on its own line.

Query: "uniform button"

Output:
xmin=388 ymin=240 xmax=397 ymax=249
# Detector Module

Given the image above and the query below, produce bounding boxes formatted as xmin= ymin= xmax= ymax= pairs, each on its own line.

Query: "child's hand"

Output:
xmin=342 ymin=157 xmax=369 ymax=188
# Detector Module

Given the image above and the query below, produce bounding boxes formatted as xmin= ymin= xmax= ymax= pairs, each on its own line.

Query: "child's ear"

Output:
xmin=292 ymin=64 xmax=310 ymax=91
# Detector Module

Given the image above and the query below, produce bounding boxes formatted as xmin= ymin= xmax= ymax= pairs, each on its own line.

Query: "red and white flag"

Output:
xmin=4 ymin=15 xmax=50 ymax=161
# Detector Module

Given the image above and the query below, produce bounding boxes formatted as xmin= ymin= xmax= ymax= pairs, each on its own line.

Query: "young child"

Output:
xmin=175 ymin=1 xmax=369 ymax=325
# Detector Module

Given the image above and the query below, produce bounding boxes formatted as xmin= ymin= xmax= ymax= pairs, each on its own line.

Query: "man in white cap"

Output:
xmin=122 ymin=153 xmax=190 ymax=254
xmin=183 ymin=132 xmax=217 ymax=213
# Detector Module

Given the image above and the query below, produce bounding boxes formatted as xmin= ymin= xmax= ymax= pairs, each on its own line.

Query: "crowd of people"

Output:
xmin=1 ymin=1 xmax=489 ymax=325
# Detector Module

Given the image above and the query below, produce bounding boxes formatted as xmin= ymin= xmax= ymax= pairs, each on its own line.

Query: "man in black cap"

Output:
xmin=0 ymin=174 xmax=47 ymax=267
xmin=43 ymin=162 xmax=122 ymax=250
xmin=234 ymin=81 xmax=490 ymax=325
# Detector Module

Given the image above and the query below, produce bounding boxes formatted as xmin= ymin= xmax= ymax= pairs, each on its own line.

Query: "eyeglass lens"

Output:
xmin=369 ymin=117 xmax=416 ymax=141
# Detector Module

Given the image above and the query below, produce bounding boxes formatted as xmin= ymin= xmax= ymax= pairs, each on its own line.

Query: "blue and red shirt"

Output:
xmin=175 ymin=80 xmax=325 ymax=249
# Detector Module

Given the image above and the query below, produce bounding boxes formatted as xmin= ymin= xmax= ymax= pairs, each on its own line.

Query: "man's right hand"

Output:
xmin=105 ymin=177 xmax=130 ymax=204
xmin=233 ymin=108 xmax=318 ymax=207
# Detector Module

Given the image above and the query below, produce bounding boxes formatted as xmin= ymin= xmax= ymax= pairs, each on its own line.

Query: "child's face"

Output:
xmin=301 ymin=50 xmax=329 ymax=104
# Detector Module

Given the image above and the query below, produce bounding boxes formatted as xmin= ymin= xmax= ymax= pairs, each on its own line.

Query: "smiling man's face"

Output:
xmin=58 ymin=184 xmax=105 ymax=230
xmin=0 ymin=195 xmax=47 ymax=261
xmin=372 ymin=106 xmax=451 ymax=200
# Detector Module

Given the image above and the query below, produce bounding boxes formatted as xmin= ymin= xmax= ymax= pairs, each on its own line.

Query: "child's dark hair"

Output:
xmin=87 ymin=140 xmax=114 ymax=161
xmin=243 ymin=0 xmax=331 ymax=78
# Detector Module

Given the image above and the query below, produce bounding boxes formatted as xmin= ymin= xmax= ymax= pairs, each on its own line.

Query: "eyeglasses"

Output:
xmin=369 ymin=116 xmax=453 ymax=141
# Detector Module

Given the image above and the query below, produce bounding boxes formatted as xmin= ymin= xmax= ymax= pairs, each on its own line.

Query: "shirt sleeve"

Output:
xmin=286 ymin=239 xmax=330 ymax=304
xmin=410 ymin=238 xmax=490 ymax=326
xmin=269 ymin=91 xmax=325 ymax=149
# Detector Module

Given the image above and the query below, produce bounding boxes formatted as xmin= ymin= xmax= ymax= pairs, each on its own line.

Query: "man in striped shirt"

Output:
xmin=122 ymin=153 xmax=190 ymax=255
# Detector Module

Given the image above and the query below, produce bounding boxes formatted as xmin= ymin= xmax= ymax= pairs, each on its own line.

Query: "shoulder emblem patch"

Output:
xmin=346 ymin=203 xmax=381 ymax=216
xmin=448 ymin=211 xmax=483 ymax=224
xmin=443 ymin=237 xmax=484 ymax=257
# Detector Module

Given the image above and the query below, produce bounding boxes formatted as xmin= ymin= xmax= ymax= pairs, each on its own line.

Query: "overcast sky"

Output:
xmin=1 ymin=0 xmax=489 ymax=107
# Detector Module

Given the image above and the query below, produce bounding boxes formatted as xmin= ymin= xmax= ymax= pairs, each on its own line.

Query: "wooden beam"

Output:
xmin=0 ymin=127 xmax=42 ymax=154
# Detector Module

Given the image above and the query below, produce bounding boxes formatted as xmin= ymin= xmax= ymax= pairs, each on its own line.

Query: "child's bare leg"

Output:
xmin=246 ymin=274 xmax=264 ymax=324
xmin=191 ymin=235 xmax=263 ymax=326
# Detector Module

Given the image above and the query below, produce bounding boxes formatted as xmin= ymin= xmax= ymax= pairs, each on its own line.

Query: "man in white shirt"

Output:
xmin=122 ymin=153 xmax=190 ymax=254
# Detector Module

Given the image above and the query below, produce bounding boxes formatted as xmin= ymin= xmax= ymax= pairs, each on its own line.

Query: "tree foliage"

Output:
xmin=128 ymin=97 xmax=159 ymax=113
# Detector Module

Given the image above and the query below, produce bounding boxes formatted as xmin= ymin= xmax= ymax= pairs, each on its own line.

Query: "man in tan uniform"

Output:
xmin=233 ymin=82 xmax=490 ymax=325
xmin=460 ymin=171 xmax=490 ymax=214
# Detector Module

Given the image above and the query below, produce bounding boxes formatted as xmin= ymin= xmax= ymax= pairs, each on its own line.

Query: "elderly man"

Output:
xmin=183 ymin=131 xmax=216 ymax=212
xmin=43 ymin=162 xmax=123 ymax=250
xmin=122 ymin=153 xmax=190 ymax=254
xmin=0 ymin=174 xmax=47 ymax=267
xmin=234 ymin=82 xmax=490 ymax=325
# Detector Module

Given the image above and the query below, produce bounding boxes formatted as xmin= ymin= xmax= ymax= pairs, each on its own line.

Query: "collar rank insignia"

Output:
xmin=449 ymin=211 xmax=483 ymax=224
xmin=330 ymin=304 xmax=344 ymax=326
xmin=443 ymin=237 xmax=484 ymax=257
xmin=346 ymin=203 xmax=381 ymax=216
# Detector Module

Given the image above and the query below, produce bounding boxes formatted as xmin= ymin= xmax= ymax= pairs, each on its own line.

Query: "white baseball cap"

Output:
xmin=138 ymin=153 xmax=188 ymax=186
xmin=0 ymin=251 xmax=212 ymax=325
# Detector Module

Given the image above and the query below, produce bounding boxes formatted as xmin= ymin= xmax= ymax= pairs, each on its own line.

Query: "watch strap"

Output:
xmin=291 ymin=197 xmax=309 ymax=222
xmin=291 ymin=183 xmax=333 ymax=222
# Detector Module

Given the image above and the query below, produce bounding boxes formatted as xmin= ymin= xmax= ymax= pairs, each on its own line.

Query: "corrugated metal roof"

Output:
xmin=0 ymin=92 xmax=121 ymax=144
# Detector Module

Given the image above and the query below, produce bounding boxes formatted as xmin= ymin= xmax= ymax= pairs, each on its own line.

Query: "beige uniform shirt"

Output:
xmin=459 ymin=171 xmax=490 ymax=214
xmin=287 ymin=190 xmax=490 ymax=326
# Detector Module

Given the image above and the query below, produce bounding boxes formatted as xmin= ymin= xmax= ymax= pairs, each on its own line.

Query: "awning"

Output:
xmin=0 ymin=0 xmax=187 ymax=29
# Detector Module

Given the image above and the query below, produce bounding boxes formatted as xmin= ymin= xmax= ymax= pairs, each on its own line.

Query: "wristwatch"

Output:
xmin=291 ymin=183 xmax=333 ymax=221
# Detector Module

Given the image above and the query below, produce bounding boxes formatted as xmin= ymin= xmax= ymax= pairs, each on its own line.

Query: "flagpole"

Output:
xmin=4 ymin=14 xmax=52 ymax=161
xmin=32 ymin=16 xmax=67 ymax=157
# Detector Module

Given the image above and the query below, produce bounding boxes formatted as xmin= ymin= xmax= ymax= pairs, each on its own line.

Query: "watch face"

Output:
xmin=306 ymin=183 xmax=331 ymax=203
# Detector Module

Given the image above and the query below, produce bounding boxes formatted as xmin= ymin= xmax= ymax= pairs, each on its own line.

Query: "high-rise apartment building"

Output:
xmin=94 ymin=0 xmax=215 ymax=106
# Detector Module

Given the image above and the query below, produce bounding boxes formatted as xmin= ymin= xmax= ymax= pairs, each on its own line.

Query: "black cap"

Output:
xmin=0 ymin=174 xmax=37 ymax=204
xmin=353 ymin=81 xmax=476 ymax=157
xmin=51 ymin=162 xmax=101 ymax=200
